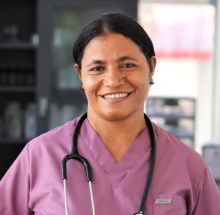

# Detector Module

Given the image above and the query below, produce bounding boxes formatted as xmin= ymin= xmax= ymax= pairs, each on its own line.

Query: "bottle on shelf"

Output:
xmin=49 ymin=103 xmax=61 ymax=130
xmin=4 ymin=102 xmax=22 ymax=139
xmin=0 ymin=62 xmax=35 ymax=87
xmin=2 ymin=25 xmax=18 ymax=42
xmin=8 ymin=62 xmax=17 ymax=86
xmin=17 ymin=63 xmax=25 ymax=86
xmin=0 ymin=116 xmax=4 ymax=137
xmin=25 ymin=63 xmax=35 ymax=86
xmin=0 ymin=62 xmax=8 ymax=86
xmin=24 ymin=103 xmax=37 ymax=139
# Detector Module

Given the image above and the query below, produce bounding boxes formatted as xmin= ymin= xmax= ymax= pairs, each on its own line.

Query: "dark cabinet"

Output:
xmin=0 ymin=0 xmax=38 ymax=179
xmin=0 ymin=0 xmax=138 ymax=179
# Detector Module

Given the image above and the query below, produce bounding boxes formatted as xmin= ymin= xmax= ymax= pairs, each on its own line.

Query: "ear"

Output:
xmin=150 ymin=56 xmax=156 ymax=82
xmin=74 ymin=63 xmax=82 ymax=83
xmin=74 ymin=64 xmax=84 ymax=89
xmin=74 ymin=64 xmax=81 ymax=80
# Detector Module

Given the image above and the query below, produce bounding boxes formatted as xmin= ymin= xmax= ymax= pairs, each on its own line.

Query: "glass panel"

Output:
xmin=49 ymin=7 xmax=123 ymax=130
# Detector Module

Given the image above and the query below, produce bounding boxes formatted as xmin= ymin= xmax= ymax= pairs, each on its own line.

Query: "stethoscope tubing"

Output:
xmin=63 ymin=179 xmax=96 ymax=215
xmin=137 ymin=114 xmax=156 ymax=214
xmin=63 ymin=179 xmax=69 ymax=215
xmin=89 ymin=181 xmax=96 ymax=215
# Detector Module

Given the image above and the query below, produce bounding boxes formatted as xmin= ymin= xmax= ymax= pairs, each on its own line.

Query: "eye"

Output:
xmin=122 ymin=64 xmax=135 ymax=68
xmin=91 ymin=67 xmax=104 ymax=71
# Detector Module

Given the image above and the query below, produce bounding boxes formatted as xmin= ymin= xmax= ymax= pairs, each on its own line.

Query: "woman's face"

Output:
xmin=75 ymin=33 xmax=156 ymax=121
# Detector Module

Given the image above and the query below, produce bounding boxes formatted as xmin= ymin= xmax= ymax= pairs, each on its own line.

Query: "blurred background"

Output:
xmin=0 ymin=0 xmax=219 ymax=189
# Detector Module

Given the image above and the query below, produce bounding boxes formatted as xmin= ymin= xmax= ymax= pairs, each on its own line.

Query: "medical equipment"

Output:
xmin=61 ymin=112 xmax=156 ymax=215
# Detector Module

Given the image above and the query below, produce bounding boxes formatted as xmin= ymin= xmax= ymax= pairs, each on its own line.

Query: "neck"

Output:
xmin=87 ymin=108 xmax=146 ymax=162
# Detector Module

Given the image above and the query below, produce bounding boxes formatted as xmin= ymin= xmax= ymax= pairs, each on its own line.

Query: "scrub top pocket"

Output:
xmin=153 ymin=194 xmax=187 ymax=215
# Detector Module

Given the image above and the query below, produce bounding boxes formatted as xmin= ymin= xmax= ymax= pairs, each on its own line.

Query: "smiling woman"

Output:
xmin=73 ymin=14 xmax=156 ymax=163
xmin=75 ymin=33 xmax=155 ymax=160
xmin=0 ymin=13 xmax=220 ymax=215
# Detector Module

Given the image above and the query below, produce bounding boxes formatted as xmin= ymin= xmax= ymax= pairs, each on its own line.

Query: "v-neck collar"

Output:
xmin=79 ymin=119 xmax=152 ymax=188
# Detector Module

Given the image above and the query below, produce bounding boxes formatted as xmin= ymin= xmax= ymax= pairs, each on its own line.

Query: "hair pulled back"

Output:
xmin=73 ymin=13 xmax=155 ymax=75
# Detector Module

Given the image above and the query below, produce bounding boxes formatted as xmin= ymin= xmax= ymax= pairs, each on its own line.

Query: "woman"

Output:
xmin=0 ymin=13 xmax=219 ymax=215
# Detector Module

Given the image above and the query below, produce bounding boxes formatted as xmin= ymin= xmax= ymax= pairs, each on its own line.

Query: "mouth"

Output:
xmin=102 ymin=92 xmax=131 ymax=99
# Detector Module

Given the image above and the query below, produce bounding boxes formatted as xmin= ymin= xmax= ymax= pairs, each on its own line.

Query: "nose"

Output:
xmin=103 ymin=67 xmax=126 ymax=88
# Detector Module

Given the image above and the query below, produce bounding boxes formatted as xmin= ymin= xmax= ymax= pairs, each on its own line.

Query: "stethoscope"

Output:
xmin=61 ymin=112 xmax=156 ymax=215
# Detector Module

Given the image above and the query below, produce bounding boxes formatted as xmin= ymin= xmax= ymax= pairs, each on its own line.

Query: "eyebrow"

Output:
xmin=86 ymin=60 xmax=105 ymax=68
xmin=117 ymin=55 xmax=139 ymax=62
xmin=86 ymin=55 xmax=139 ymax=68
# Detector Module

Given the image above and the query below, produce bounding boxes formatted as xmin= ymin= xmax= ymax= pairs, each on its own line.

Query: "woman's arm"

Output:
xmin=0 ymin=144 xmax=33 ymax=215
xmin=191 ymin=164 xmax=220 ymax=214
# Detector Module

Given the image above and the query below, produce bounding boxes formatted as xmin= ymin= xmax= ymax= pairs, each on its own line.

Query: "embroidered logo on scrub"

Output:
xmin=155 ymin=199 xmax=172 ymax=204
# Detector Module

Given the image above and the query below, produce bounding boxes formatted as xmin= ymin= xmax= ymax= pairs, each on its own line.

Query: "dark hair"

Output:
xmin=73 ymin=13 xmax=155 ymax=76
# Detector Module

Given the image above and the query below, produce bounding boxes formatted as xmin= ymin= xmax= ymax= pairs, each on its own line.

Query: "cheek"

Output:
xmin=139 ymin=80 xmax=150 ymax=99
xmin=135 ymin=75 xmax=150 ymax=103
xmin=81 ymin=75 xmax=102 ymax=97
xmin=133 ymin=71 xmax=150 ymax=93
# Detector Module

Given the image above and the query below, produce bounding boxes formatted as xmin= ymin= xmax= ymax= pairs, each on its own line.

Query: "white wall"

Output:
xmin=195 ymin=61 xmax=213 ymax=153
xmin=149 ymin=59 xmax=199 ymax=98
xmin=140 ymin=0 xmax=211 ymax=5
xmin=212 ymin=0 xmax=220 ymax=141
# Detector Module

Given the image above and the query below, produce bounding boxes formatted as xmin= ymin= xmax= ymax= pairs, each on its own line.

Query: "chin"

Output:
xmin=101 ymin=110 xmax=132 ymax=121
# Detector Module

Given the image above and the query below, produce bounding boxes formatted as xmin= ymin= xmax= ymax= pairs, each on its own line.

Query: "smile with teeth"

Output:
xmin=103 ymin=93 xmax=129 ymax=99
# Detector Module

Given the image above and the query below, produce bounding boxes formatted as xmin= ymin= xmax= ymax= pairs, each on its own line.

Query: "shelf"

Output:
xmin=147 ymin=96 xmax=196 ymax=100
xmin=0 ymin=86 xmax=36 ymax=93
xmin=171 ymin=135 xmax=194 ymax=139
xmin=0 ymin=42 xmax=37 ymax=50
xmin=148 ymin=114 xmax=194 ymax=119
xmin=0 ymin=138 xmax=30 ymax=145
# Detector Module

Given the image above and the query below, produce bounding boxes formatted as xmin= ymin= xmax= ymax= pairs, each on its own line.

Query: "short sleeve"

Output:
xmin=191 ymin=164 xmax=220 ymax=214
xmin=0 ymin=144 xmax=33 ymax=215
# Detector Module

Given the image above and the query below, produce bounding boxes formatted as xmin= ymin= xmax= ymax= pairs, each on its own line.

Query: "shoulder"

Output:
xmin=27 ymin=116 xmax=81 ymax=152
xmin=151 ymin=123 xmax=217 ymax=207
xmin=153 ymin=122 xmax=206 ymax=176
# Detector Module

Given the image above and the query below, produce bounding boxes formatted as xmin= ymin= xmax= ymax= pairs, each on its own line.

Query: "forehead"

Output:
xmin=86 ymin=33 xmax=136 ymax=47
xmin=82 ymin=33 xmax=144 ymax=62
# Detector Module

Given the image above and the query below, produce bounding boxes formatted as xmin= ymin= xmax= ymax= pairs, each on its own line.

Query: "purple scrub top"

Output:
xmin=0 ymin=116 xmax=220 ymax=214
